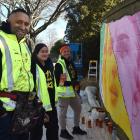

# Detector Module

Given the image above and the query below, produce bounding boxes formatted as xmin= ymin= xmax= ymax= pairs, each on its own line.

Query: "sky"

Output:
xmin=37 ymin=17 xmax=67 ymax=45
xmin=0 ymin=5 xmax=67 ymax=47
xmin=51 ymin=18 xmax=67 ymax=39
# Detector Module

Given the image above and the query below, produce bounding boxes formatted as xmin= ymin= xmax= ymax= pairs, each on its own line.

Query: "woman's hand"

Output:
xmin=44 ymin=112 xmax=49 ymax=123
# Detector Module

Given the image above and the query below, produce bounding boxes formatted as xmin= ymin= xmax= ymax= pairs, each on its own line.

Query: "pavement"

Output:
xmin=42 ymin=106 xmax=120 ymax=140
xmin=41 ymin=87 xmax=120 ymax=140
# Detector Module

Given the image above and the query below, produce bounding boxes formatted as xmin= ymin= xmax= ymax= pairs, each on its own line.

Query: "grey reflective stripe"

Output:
xmin=55 ymin=101 xmax=58 ymax=105
xmin=25 ymin=43 xmax=31 ymax=55
xmin=57 ymin=90 xmax=75 ymax=97
xmin=0 ymin=35 xmax=14 ymax=91
xmin=57 ymin=93 xmax=75 ymax=97
xmin=3 ymin=100 xmax=16 ymax=109
xmin=36 ymin=66 xmax=41 ymax=100
xmin=43 ymin=104 xmax=52 ymax=111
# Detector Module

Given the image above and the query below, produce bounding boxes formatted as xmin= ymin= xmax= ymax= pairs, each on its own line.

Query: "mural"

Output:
xmin=100 ymin=11 xmax=140 ymax=140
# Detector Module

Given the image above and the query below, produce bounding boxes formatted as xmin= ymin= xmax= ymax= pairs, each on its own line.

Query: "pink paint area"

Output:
xmin=109 ymin=11 xmax=140 ymax=140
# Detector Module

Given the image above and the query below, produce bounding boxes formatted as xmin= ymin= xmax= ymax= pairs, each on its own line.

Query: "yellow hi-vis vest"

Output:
xmin=55 ymin=58 xmax=75 ymax=98
xmin=0 ymin=31 xmax=34 ymax=111
xmin=0 ymin=31 xmax=51 ymax=112
xmin=36 ymin=65 xmax=52 ymax=111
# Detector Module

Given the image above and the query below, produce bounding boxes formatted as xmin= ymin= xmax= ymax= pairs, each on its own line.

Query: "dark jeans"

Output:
xmin=30 ymin=108 xmax=59 ymax=140
xmin=0 ymin=112 xmax=29 ymax=140
xmin=45 ymin=108 xmax=59 ymax=140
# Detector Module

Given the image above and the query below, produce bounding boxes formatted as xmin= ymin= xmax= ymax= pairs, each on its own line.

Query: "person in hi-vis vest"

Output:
xmin=0 ymin=8 xmax=51 ymax=140
xmin=54 ymin=44 xmax=87 ymax=139
xmin=30 ymin=43 xmax=59 ymax=140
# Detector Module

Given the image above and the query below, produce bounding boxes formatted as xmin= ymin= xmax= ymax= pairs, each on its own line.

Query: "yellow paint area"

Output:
xmin=102 ymin=24 xmax=133 ymax=140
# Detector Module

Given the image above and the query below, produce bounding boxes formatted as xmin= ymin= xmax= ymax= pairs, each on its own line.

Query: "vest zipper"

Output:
xmin=19 ymin=44 xmax=31 ymax=92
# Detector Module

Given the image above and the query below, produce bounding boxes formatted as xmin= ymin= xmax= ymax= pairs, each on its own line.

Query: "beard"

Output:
xmin=16 ymin=30 xmax=26 ymax=40
xmin=12 ymin=27 xmax=28 ymax=41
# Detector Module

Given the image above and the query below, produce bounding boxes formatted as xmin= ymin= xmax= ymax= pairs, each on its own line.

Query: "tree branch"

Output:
xmin=31 ymin=0 xmax=69 ymax=37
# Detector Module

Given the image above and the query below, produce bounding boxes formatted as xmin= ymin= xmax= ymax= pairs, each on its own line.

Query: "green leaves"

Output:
xmin=65 ymin=0 xmax=122 ymax=42
xmin=50 ymin=39 xmax=64 ymax=61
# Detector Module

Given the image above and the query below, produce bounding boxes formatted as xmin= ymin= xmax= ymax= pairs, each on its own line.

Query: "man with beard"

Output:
xmin=54 ymin=45 xmax=87 ymax=139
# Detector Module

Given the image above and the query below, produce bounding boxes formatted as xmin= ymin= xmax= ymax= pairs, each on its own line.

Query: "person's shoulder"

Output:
xmin=46 ymin=57 xmax=53 ymax=67
xmin=47 ymin=57 xmax=53 ymax=63
xmin=54 ymin=62 xmax=62 ymax=69
xmin=55 ymin=62 xmax=61 ymax=66
xmin=0 ymin=22 xmax=11 ymax=34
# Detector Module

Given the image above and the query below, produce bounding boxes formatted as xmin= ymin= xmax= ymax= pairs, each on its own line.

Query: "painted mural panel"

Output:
xmin=100 ymin=11 xmax=140 ymax=140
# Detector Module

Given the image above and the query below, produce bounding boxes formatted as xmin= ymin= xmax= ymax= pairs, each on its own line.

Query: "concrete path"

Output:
xmin=42 ymin=107 xmax=120 ymax=140
xmin=42 ymin=87 xmax=120 ymax=140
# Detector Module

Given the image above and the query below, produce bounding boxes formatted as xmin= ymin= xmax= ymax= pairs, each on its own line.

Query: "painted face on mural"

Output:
xmin=111 ymin=17 xmax=140 ymax=116
xmin=109 ymin=12 xmax=140 ymax=140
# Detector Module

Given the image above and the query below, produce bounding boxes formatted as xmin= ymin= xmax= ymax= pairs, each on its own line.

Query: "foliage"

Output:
xmin=50 ymin=39 xmax=64 ymax=61
xmin=64 ymin=0 xmax=122 ymax=43
xmin=64 ymin=0 xmax=123 ymax=75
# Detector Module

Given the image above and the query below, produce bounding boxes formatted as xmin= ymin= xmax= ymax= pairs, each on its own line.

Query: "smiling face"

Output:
xmin=8 ymin=12 xmax=30 ymax=41
xmin=61 ymin=47 xmax=71 ymax=60
xmin=37 ymin=46 xmax=49 ymax=62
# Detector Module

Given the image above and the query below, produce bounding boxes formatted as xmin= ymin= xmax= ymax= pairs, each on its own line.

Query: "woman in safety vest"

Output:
xmin=30 ymin=43 xmax=59 ymax=140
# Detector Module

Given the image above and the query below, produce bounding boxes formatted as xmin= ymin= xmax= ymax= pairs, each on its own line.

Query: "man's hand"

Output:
xmin=59 ymin=73 xmax=66 ymax=86
xmin=73 ymin=81 xmax=80 ymax=94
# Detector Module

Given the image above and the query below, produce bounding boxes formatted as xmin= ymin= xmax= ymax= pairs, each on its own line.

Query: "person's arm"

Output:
xmin=54 ymin=63 xmax=72 ymax=86
xmin=68 ymin=61 xmax=81 ymax=93
xmin=54 ymin=63 xmax=63 ymax=86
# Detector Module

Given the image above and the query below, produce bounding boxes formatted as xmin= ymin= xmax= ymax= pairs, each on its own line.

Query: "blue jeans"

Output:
xmin=0 ymin=112 xmax=29 ymax=140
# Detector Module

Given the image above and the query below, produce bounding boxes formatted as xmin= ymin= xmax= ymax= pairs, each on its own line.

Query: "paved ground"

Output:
xmin=42 ymin=106 xmax=120 ymax=140
xmin=42 ymin=85 xmax=120 ymax=140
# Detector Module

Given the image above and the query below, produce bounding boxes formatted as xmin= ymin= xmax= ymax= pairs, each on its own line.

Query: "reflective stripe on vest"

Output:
xmin=0 ymin=36 xmax=16 ymax=111
xmin=0 ymin=35 xmax=14 ymax=91
xmin=55 ymin=100 xmax=58 ymax=106
xmin=43 ymin=104 xmax=52 ymax=111
xmin=0 ymin=31 xmax=34 ymax=92
xmin=0 ymin=98 xmax=16 ymax=111
xmin=0 ymin=34 xmax=33 ymax=111
xmin=56 ymin=58 xmax=75 ymax=98
xmin=3 ymin=100 xmax=16 ymax=110
xmin=25 ymin=43 xmax=31 ymax=56
xmin=36 ymin=65 xmax=41 ymax=100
